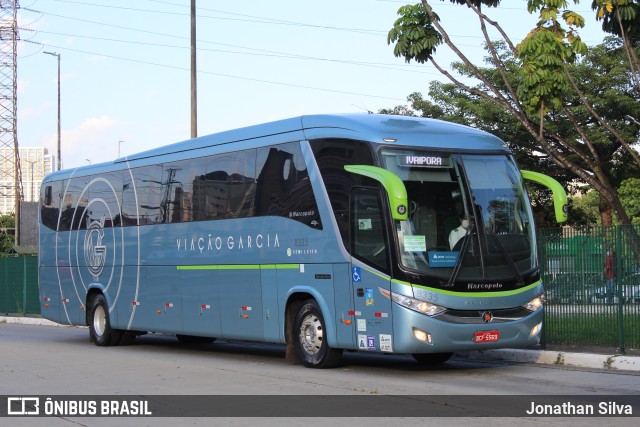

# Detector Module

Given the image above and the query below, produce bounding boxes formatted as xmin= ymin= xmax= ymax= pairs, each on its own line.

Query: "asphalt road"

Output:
xmin=1 ymin=323 xmax=639 ymax=426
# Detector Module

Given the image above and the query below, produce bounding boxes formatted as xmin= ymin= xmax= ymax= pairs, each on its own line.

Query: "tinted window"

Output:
xmin=163 ymin=159 xmax=205 ymax=223
xmin=87 ymin=172 xmax=123 ymax=228
xmin=60 ymin=176 xmax=90 ymax=231
xmin=195 ymin=150 xmax=256 ymax=220
xmin=256 ymin=142 xmax=321 ymax=228
xmin=40 ymin=181 xmax=62 ymax=230
xmin=311 ymin=139 xmax=374 ymax=246
xmin=132 ymin=165 xmax=164 ymax=225
xmin=122 ymin=170 xmax=138 ymax=226
xmin=351 ymin=188 xmax=389 ymax=272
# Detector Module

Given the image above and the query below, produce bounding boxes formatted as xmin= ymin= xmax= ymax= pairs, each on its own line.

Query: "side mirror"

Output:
xmin=344 ymin=165 xmax=408 ymax=221
xmin=521 ymin=170 xmax=568 ymax=223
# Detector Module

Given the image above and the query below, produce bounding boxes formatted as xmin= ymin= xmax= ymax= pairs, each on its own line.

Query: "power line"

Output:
xmin=20 ymin=39 xmax=406 ymax=102
xmin=50 ymin=0 xmax=386 ymax=36
xmin=20 ymin=27 xmax=447 ymax=76
xmin=18 ymin=7 xmax=498 ymax=76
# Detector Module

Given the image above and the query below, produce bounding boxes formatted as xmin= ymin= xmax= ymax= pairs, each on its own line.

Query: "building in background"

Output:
xmin=0 ymin=147 xmax=56 ymax=215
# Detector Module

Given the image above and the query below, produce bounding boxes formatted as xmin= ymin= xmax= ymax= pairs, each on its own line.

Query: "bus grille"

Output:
xmin=434 ymin=307 xmax=532 ymax=324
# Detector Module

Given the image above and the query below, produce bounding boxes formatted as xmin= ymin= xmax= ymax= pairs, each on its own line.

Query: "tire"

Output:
xmin=412 ymin=352 xmax=453 ymax=365
xmin=88 ymin=293 xmax=122 ymax=346
xmin=293 ymin=300 xmax=342 ymax=368
xmin=176 ymin=335 xmax=216 ymax=344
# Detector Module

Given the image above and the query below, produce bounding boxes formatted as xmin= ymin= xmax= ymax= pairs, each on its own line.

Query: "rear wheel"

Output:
xmin=412 ymin=352 xmax=453 ymax=365
xmin=294 ymin=300 xmax=342 ymax=368
xmin=88 ymin=294 xmax=122 ymax=346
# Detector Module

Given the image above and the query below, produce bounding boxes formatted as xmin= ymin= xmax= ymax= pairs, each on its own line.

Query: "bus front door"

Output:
xmin=350 ymin=188 xmax=394 ymax=354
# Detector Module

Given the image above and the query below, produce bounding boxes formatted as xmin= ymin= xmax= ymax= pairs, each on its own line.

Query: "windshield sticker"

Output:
xmin=357 ymin=318 xmax=367 ymax=332
xmin=404 ymin=235 xmax=426 ymax=252
xmin=428 ymin=251 xmax=459 ymax=268
xmin=358 ymin=218 xmax=372 ymax=230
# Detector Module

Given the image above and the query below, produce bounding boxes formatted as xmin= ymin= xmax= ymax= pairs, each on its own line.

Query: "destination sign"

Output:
xmin=398 ymin=155 xmax=450 ymax=168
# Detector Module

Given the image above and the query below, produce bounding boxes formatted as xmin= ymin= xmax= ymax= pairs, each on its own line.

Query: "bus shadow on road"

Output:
xmin=125 ymin=333 xmax=503 ymax=372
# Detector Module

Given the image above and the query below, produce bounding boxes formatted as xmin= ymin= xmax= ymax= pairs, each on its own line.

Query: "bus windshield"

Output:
xmin=381 ymin=150 xmax=536 ymax=285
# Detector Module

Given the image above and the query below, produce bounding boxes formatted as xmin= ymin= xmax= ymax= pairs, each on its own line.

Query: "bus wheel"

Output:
xmin=89 ymin=294 xmax=122 ymax=346
xmin=412 ymin=352 xmax=453 ymax=365
xmin=293 ymin=300 xmax=342 ymax=368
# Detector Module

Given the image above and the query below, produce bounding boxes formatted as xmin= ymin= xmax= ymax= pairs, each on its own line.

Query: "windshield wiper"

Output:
xmin=445 ymin=220 xmax=482 ymax=286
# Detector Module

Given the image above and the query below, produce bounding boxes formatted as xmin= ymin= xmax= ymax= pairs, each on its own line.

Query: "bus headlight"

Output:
xmin=523 ymin=295 xmax=544 ymax=312
xmin=381 ymin=288 xmax=446 ymax=317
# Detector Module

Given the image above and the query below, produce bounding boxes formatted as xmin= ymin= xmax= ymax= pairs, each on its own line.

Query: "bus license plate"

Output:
xmin=474 ymin=330 xmax=500 ymax=343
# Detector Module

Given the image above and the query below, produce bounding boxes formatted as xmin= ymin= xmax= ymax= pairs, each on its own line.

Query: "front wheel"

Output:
xmin=293 ymin=300 xmax=342 ymax=368
xmin=88 ymin=293 xmax=122 ymax=346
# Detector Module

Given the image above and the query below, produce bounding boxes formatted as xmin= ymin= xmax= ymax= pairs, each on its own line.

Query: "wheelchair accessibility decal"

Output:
xmin=352 ymin=267 xmax=362 ymax=283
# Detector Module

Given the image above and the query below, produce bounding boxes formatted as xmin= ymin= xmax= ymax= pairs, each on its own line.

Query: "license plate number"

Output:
xmin=474 ymin=330 xmax=500 ymax=343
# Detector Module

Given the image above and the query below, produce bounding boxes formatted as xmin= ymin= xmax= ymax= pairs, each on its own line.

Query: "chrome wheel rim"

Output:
xmin=93 ymin=305 xmax=106 ymax=337
xmin=299 ymin=313 xmax=323 ymax=356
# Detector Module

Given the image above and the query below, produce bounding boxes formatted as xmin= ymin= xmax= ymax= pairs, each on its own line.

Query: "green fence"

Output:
xmin=0 ymin=256 xmax=39 ymax=315
xmin=539 ymin=225 xmax=640 ymax=353
xmin=2 ymin=226 xmax=640 ymax=353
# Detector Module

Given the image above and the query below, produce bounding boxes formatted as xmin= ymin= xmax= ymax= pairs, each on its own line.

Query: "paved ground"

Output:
xmin=2 ymin=315 xmax=638 ymax=372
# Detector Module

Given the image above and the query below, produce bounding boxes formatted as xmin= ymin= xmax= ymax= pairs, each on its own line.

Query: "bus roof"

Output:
xmin=49 ymin=114 xmax=509 ymax=179
xmin=137 ymin=113 xmax=506 ymax=158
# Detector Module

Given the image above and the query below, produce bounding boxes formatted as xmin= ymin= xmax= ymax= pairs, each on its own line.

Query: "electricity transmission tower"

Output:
xmin=0 ymin=0 xmax=21 ymax=244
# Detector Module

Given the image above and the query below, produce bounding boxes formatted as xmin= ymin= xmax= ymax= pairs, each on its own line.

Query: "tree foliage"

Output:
xmin=618 ymin=178 xmax=640 ymax=224
xmin=387 ymin=0 xmax=640 ymax=225
xmin=591 ymin=1 xmax=640 ymax=94
xmin=0 ymin=214 xmax=15 ymax=255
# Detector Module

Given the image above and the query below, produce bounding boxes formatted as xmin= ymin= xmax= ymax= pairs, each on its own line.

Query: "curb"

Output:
xmin=0 ymin=316 xmax=63 ymax=327
xmin=3 ymin=316 xmax=638 ymax=372
xmin=457 ymin=348 xmax=640 ymax=372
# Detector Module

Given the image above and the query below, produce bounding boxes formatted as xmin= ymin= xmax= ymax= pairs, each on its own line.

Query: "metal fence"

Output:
xmin=0 ymin=256 xmax=39 ymax=315
xmin=539 ymin=225 xmax=640 ymax=353
xmin=2 ymin=226 xmax=639 ymax=353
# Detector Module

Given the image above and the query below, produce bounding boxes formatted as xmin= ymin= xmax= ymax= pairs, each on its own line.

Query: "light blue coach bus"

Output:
xmin=39 ymin=114 xmax=567 ymax=368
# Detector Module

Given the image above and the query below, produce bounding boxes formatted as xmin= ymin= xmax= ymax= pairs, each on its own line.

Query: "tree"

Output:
xmin=381 ymin=38 xmax=640 ymax=225
xmin=387 ymin=1 xmax=640 ymax=225
xmin=0 ymin=214 xmax=15 ymax=255
xmin=592 ymin=0 xmax=640 ymax=90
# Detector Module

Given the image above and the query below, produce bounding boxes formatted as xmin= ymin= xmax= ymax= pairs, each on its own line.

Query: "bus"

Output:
xmin=38 ymin=113 xmax=567 ymax=368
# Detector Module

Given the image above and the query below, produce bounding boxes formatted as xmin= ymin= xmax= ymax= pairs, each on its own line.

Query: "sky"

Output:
xmin=16 ymin=0 xmax=610 ymax=169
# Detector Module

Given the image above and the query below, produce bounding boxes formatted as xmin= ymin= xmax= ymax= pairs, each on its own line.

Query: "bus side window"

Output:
xmin=40 ymin=182 xmax=61 ymax=230
xmin=44 ymin=186 xmax=52 ymax=206
xmin=256 ymin=142 xmax=321 ymax=228
xmin=350 ymin=188 xmax=389 ymax=273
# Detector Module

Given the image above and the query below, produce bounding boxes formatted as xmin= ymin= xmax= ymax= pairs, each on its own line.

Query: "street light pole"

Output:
xmin=44 ymin=51 xmax=61 ymax=171
xmin=118 ymin=140 xmax=124 ymax=158
xmin=191 ymin=0 xmax=197 ymax=138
